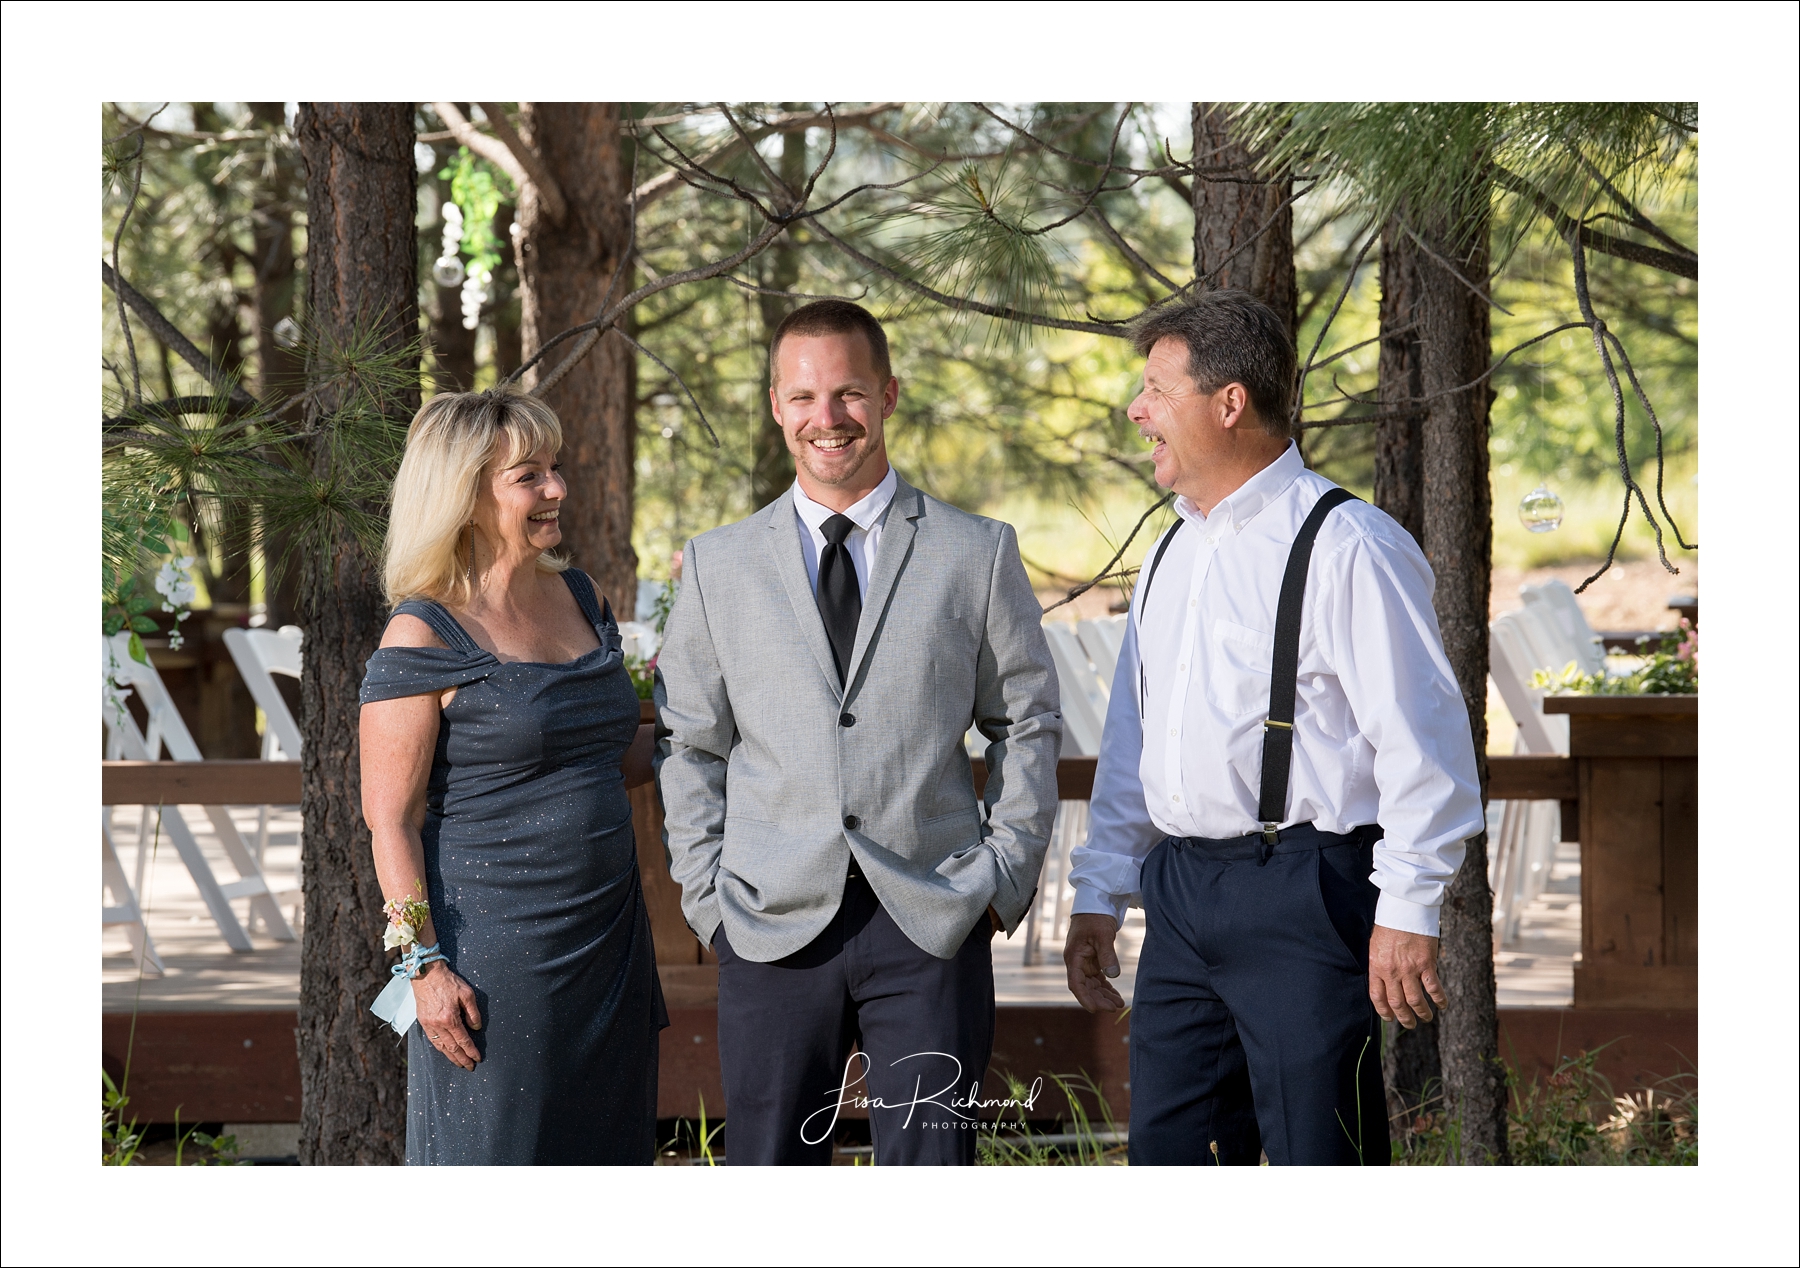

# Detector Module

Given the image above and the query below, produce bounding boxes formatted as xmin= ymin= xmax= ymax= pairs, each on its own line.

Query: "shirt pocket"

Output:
xmin=1206 ymin=618 xmax=1275 ymax=716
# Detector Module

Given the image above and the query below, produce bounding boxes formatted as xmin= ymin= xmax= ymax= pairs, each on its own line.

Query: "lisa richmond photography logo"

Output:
xmin=800 ymin=1052 xmax=1044 ymax=1144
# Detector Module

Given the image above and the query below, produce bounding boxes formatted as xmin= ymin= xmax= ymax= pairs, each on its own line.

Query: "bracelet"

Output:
xmin=391 ymin=941 xmax=448 ymax=980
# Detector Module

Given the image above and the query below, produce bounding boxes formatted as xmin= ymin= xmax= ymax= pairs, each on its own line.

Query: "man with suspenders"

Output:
xmin=1064 ymin=291 xmax=1484 ymax=1165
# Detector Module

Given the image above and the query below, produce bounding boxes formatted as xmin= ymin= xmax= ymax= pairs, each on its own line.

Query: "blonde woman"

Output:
xmin=360 ymin=386 xmax=665 ymax=1165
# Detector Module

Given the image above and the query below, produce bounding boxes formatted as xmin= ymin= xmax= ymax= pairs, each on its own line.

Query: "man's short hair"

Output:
xmin=1130 ymin=290 xmax=1296 ymax=439
xmin=769 ymin=299 xmax=892 ymax=385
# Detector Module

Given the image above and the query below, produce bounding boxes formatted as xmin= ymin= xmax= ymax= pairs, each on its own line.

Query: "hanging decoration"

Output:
xmin=1518 ymin=483 xmax=1564 ymax=534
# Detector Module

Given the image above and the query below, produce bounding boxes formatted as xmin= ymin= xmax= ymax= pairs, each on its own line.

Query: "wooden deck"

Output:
xmin=100 ymin=805 xmax=1573 ymax=1014
xmin=108 ymin=794 xmax=1680 ymax=1128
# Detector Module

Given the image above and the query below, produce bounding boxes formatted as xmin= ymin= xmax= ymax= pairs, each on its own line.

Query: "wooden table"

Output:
xmin=1543 ymin=694 xmax=1697 ymax=1009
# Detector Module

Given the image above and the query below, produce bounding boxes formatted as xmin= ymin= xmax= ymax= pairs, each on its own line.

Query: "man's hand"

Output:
xmin=1063 ymin=913 xmax=1125 ymax=1013
xmin=1368 ymin=924 xmax=1447 ymax=1029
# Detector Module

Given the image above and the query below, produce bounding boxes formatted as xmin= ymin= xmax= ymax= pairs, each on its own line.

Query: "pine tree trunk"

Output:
xmin=516 ymin=102 xmax=638 ymax=610
xmin=293 ymin=102 xmax=420 ymax=1167
xmin=1413 ymin=202 xmax=1506 ymax=1164
xmin=1374 ymin=218 xmax=1443 ymax=1120
xmin=750 ymin=115 xmax=808 ymax=510
xmin=1375 ymin=220 xmax=1426 ymax=546
xmin=1191 ymin=103 xmax=1296 ymax=340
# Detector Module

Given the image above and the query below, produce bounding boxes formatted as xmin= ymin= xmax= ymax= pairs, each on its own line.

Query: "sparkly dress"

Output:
xmin=359 ymin=569 xmax=666 ymax=1165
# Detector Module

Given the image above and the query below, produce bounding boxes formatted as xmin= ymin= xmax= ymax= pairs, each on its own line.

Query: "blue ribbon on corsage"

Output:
xmin=369 ymin=942 xmax=448 ymax=1036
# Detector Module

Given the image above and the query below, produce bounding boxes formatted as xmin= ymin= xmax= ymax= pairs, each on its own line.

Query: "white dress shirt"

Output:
xmin=1068 ymin=442 xmax=1483 ymax=937
xmin=791 ymin=464 xmax=898 ymax=599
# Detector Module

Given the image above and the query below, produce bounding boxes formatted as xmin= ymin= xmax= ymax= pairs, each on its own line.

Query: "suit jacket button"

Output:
xmin=843 ymin=814 xmax=860 ymax=830
xmin=839 ymin=712 xmax=856 ymax=727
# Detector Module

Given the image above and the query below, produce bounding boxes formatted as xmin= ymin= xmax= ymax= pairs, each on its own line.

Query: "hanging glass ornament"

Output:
xmin=1518 ymin=483 xmax=1564 ymax=533
xmin=432 ymin=256 xmax=466 ymax=288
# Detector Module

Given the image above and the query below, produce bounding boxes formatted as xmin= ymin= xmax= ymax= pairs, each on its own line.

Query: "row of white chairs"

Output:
xmin=1486 ymin=579 xmax=1607 ymax=945
xmin=102 ymin=627 xmax=305 ymax=973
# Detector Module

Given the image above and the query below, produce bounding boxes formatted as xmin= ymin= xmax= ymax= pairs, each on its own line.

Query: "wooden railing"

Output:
xmin=101 ymin=751 xmax=1573 ymax=811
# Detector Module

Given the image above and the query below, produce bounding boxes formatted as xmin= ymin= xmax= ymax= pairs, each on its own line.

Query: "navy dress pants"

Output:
xmin=714 ymin=868 xmax=996 ymax=1165
xmin=1129 ymin=823 xmax=1390 ymax=1166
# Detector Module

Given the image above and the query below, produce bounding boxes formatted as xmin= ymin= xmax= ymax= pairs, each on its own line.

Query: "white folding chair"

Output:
xmin=1042 ymin=622 xmax=1108 ymax=756
xmin=102 ymin=633 xmax=296 ymax=950
xmin=1486 ymin=609 xmax=1573 ymax=945
xmin=223 ymin=626 xmax=305 ymax=882
xmin=1521 ymin=579 xmax=1606 ymax=676
xmin=224 ymin=626 xmax=303 ymax=761
xmin=102 ymin=811 xmax=164 ymax=976
xmin=1488 ymin=613 xmax=1569 ymax=756
xmin=1076 ymin=616 xmax=1127 ymax=690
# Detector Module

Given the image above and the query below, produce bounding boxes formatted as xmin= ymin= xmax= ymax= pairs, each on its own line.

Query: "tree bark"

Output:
xmin=750 ymin=113 xmax=808 ymax=510
xmin=1191 ymin=103 xmax=1296 ymax=341
xmin=293 ymin=102 xmax=420 ymax=1167
xmin=1413 ymin=199 xmax=1506 ymax=1165
xmin=1374 ymin=220 xmax=1426 ymax=546
xmin=516 ymin=103 xmax=638 ymax=610
xmin=1373 ymin=217 xmax=1442 ymax=1121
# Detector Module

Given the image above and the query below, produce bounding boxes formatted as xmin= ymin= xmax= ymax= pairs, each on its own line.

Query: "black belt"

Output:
xmin=1137 ymin=486 xmax=1359 ymax=848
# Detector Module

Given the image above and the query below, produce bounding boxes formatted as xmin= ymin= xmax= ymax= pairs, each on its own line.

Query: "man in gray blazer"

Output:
xmin=655 ymin=300 xmax=1062 ymax=1165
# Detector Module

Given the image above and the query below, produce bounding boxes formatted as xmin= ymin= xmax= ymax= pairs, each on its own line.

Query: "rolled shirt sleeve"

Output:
xmin=1323 ymin=528 xmax=1485 ymax=937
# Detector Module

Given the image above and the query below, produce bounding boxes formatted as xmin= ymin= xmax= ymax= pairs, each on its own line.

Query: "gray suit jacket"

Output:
xmin=654 ymin=474 xmax=1063 ymax=962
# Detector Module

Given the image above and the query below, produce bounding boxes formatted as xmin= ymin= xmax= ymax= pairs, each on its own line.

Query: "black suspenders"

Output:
xmin=1133 ymin=487 xmax=1360 ymax=846
xmin=1258 ymin=488 xmax=1357 ymax=842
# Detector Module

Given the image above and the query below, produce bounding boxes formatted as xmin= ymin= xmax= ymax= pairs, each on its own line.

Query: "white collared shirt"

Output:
xmin=1068 ymin=442 xmax=1484 ymax=937
xmin=791 ymin=464 xmax=898 ymax=599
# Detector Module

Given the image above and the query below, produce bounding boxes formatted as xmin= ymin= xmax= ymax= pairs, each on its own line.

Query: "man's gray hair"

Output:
xmin=1130 ymin=290 xmax=1296 ymax=439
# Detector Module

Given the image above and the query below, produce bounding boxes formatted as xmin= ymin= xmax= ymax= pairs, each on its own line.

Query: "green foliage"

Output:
xmin=1235 ymin=102 xmax=1696 ymax=260
xmin=1391 ymin=1049 xmax=1698 ymax=1166
xmin=976 ymin=1070 xmax=1127 ymax=1166
xmin=101 ymin=313 xmax=419 ymax=631
xmin=1507 ymin=1049 xmax=1610 ymax=1165
xmin=1532 ymin=622 xmax=1697 ymax=696
xmin=440 ymin=146 xmax=511 ymax=279
xmin=623 ymin=654 xmax=655 ymax=701
xmin=101 ymin=1071 xmax=144 ymax=1165
xmin=170 ymin=1108 xmax=243 ymax=1167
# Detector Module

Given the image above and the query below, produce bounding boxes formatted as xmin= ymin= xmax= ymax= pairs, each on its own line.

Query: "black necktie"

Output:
xmin=815 ymin=513 xmax=862 ymax=686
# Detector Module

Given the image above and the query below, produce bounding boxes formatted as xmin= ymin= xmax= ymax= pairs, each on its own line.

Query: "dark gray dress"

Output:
xmin=359 ymin=569 xmax=666 ymax=1165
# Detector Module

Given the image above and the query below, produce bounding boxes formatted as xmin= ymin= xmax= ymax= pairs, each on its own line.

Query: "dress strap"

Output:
xmin=393 ymin=598 xmax=484 ymax=656
xmin=560 ymin=569 xmax=615 ymax=634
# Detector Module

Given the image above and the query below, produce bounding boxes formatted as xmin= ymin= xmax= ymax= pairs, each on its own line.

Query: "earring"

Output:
xmin=466 ymin=524 xmax=474 ymax=585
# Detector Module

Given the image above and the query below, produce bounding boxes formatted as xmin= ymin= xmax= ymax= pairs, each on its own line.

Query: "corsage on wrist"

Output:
xmin=382 ymin=888 xmax=431 ymax=950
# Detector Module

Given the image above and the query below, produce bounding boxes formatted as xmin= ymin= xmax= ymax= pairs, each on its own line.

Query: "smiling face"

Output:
xmin=770 ymin=331 xmax=897 ymax=511
xmin=472 ymin=446 xmax=567 ymax=563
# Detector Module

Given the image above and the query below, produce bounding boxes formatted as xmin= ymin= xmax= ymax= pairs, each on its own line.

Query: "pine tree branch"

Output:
xmin=1041 ymin=494 xmax=1173 ymax=613
xmin=807 ymin=220 xmax=1131 ymax=338
xmin=1493 ymin=165 xmax=1698 ymax=280
xmin=1566 ymin=144 xmax=1697 ymax=261
xmin=101 ymin=262 xmax=257 ymax=409
xmin=1293 ymin=228 xmax=1379 ymax=429
xmin=627 ymin=102 xmax=904 ymax=212
xmin=516 ymin=218 xmax=790 ymax=394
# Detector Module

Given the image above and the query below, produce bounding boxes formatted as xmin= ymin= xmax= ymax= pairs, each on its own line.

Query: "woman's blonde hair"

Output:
xmin=383 ymin=386 xmax=568 ymax=608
